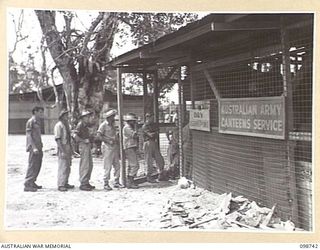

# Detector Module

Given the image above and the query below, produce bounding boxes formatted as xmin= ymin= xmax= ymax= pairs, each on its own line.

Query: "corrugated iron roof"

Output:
xmin=107 ymin=13 xmax=312 ymax=69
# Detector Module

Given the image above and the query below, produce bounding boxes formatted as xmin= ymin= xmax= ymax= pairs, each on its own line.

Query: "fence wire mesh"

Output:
xmin=118 ymin=15 xmax=313 ymax=231
xmin=180 ymin=20 xmax=313 ymax=230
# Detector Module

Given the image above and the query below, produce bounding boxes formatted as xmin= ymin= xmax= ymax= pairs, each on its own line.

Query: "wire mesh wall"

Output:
xmin=182 ymin=20 xmax=313 ymax=230
xmin=114 ymin=15 xmax=313 ymax=231
xmin=131 ymin=72 xmax=177 ymax=179
xmin=288 ymin=22 xmax=313 ymax=231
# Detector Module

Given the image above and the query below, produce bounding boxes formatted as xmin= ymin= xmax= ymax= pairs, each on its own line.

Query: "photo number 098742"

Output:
xmin=300 ymin=244 xmax=319 ymax=249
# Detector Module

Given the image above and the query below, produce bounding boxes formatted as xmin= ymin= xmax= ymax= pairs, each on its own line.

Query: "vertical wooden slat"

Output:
xmin=181 ymin=66 xmax=187 ymax=124
xmin=178 ymin=66 xmax=184 ymax=177
xmin=143 ymin=72 xmax=148 ymax=121
xmin=153 ymin=70 xmax=160 ymax=146
xmin=117 ymin=68 xmax=126 ymax=186
xmin=182 ymin=85 xmax=187 ymax=125
xmin=281 ymin=16 xmax=299 ymax=224
xmin=190 ymin=65 xmax=195 ymax=109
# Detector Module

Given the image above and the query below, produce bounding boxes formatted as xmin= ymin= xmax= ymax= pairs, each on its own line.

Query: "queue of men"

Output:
xmin=23 ymin=107 xmax=175 ymax=192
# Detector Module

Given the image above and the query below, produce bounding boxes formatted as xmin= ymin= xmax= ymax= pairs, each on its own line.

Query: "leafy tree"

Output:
xmin=34 ymin=10 xmax=198 ymax=127
xmin=8 ymin=10 xmax=42 ymax=94
xmin=118 ymin=13 xmax=198 ymax=46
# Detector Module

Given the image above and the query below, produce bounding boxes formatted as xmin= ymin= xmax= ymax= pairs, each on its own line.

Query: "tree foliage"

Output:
xmin=118 ymin=12 xmax=198 ymax=46
xmin=12 ymin=10 xmax=198 ymax=127
xmin=8 ymin=10 xmax=44 ymax=95
xmin=9 ymin=54 xmax=38 ymax=93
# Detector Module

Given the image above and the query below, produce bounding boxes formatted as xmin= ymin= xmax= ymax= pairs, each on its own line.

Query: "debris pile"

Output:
xmin=177 ymin=177 xmax=191 ymax=189
xmin=160 ymin=187 xmax=298 ymax=231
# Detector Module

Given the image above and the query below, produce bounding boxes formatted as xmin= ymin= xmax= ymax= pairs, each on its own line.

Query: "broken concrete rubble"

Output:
xmin=160 ymin=183 xmax=299 ymax=231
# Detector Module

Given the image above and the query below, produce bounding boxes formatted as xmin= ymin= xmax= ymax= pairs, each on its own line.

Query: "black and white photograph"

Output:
xmin=5 ymin=7 xmax=314 ymax=234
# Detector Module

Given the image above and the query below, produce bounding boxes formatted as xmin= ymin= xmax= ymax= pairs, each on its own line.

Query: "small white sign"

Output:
xmin=189 ymin=109 xmax=210 ymax=132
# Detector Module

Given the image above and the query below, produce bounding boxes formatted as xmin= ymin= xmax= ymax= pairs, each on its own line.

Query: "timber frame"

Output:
xmin=107 ymin=13 xmax=313 ymax=230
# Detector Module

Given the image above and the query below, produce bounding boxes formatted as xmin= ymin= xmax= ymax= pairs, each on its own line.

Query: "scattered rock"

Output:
xmin=177 ymin=177 xmax=191 ymax=189
xmin=261 ymin=204 xmax=276 ymax=227
xmin=160 ymin=188 xmax=300 ymax=231
xmin=284 ymin=220 xmax=296 ymax=231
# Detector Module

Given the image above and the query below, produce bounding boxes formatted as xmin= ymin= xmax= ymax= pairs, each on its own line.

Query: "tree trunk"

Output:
xmin=35 ymin=10 xmax=79 ymax=127
xmin=78 ymin=13 xmax=119 ymax=129
xmin=35 ymin=11 xmax=118 ymax=129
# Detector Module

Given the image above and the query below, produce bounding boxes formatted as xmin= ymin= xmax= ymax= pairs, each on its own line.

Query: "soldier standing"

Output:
xmin=141 ymin=113 xmax=165 ymax=182
xmin=166 ymin=118 xmax=180 ymax=179
xmin=24 ymin=106 xmax=44 ymax=192
xmin=54 ymin=110 xmax=74 ymax=192
xmin=97 ymin=109 xmax=123 ymax=191
xmin=74 ymin=110 xmax=95 ymax=191
xmin=182 ymin=121 xmax=192 ymax=179
xmin=123 ymin=113 xmax=139 ymax=189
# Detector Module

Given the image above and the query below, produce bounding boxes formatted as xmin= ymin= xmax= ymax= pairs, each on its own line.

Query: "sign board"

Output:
xmin=219 ymin=96 xmax=285 ymax=139
xmin=190 ymin=109 xmax=210 ymax=132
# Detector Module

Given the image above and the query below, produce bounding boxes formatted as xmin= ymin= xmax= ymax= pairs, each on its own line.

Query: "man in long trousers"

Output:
xmin=97 ymin=109 xmax=123 ymax=191
xmin=141 ymin=113 xmax=165 ymax=182
xmin=74 ymin=110 xmax=95 ymax=191
xmin=123 ymin=113 xmax=140 ymax=189
xmin=24 ymin=106 xmax=44 ymax=192
xmin=54 ymin=110 xmax=74 ymax=191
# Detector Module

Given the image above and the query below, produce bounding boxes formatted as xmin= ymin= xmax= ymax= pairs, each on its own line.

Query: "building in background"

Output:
xmin=109 ymin=13 xmax=314 ymax=230
xmin=9 ymin=84 xmax=143 ymax=134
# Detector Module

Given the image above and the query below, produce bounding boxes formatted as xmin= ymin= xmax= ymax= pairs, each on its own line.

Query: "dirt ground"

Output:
xmin=5 ymin=135 xmax=296 ymax=231
xmin=5 ymin=135 xmax=182 ymax=229
xmin=6 ymin=134 xmax=221 ymax=230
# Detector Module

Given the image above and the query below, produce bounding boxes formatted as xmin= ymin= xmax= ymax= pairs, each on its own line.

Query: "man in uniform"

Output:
xmin=97 ymin=109 xmax=122 ymax=191
xmin=141 ymin=113 xmax=165 ymax=182
xmin=123 ymin=113 xmax=139 ymax=189
xmin=166 ymin=117 xmax=180 ymax=179
xmin=54 ymin=110 xmax=74 ymax=192
xmin=24 ymin=106 xmax=44 ymax=192
xmin=182 ymin=120 xmax=192 ymax=179
xmin=74 ymin=110 xmax=95 ymax=191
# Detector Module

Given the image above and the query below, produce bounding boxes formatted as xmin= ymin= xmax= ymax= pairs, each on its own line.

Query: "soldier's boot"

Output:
xmin=167 ymin=167 xmax=175 ymax=180
xmin=24 ymin=186 xmax=37 ymax=192
xmin=113 ymin=178 xmax=125 ymax=188
xmin=104 ymin=181 xmax=113 ymax=191
xmin=147 ymin=175 xmax=158 ymax=183
xmin=127 ymin=176 xmax=139 ymax=189
xmin=158 ymin=170 xmax=169 ymax=181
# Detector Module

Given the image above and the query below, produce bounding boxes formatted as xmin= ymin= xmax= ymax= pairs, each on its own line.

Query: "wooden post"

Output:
xmin=153 ymin=70 xmax=160 ymax=146
xmin=281 ymin=16 xmax=299 ymax=225
xmin=117 ymin=68 xmax=126 ymax=186
xmin=181 ymin=68 xmax=187 ymax=125
xmin=189 ymin=65 xmax=195 ymax=109
xmin=188 ymin=65 xmax=194 ymax=180
xmin=153 ymin=71 xmax=159 ymax=122
xmin=178 ymin=66 xmax=184 ymax=177
xmin=143 ymin=72 xmax=148 ymax=121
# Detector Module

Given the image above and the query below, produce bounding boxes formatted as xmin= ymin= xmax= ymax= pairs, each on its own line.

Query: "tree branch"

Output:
xmin=9 ymin=35 xmax=29 ymax=56
xmin=9 ymin=10 xmax=29 ymax=56
xmin=94 ymin=16 xmax=118 ymax=58
xmin=50 ymin=66 xmax=60 ymax=108
xmin=63 ymin=11 xmax=73 ymax=49
xmin=53 ymin=46 xmax=80 ymax=61
xmin=80 ymin=12 xmax=104 ymax=56
xmin=117 ymin=13 xmax=135 ymax=29
xmin=35 ymin=10 xmax=79 ymax=118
